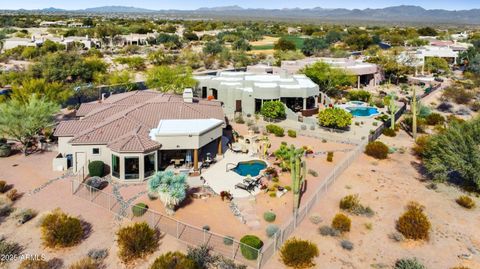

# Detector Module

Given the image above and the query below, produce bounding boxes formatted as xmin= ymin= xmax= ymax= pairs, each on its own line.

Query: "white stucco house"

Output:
xmin=194 ymin=71 xmax=321 ymax=117
xmin=53 ymin=90 xmax=226 ymax=181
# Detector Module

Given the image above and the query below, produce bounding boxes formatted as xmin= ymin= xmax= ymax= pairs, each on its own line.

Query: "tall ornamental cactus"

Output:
xmin=290 ymin=151 xmax=306 ymax=212
xmin=411 ymin=87 xmax=417 ymax=139
xmin=387 ymin=93 xmax=398 ymax=130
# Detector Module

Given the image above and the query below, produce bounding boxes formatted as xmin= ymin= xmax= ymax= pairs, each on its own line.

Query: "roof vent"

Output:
xmin=183 ymin=88 xmax=193 ymax=103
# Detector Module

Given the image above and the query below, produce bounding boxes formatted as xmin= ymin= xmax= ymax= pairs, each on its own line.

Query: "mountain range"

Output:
xmin=5 ymin=5 xmax=480 ymax=24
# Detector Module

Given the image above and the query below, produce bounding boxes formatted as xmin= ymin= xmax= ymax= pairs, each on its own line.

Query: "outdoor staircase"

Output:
xmin=230 ymin=197 xmax=261 ymax=230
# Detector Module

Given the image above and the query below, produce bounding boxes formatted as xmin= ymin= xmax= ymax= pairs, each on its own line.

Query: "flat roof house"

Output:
xmin=279 ymin=57 xmax=381 ymax=88
xmin=54 ymin=90 xmax=226 ymax=181
xmin=194 ymin=71 xmax=320 ymax=117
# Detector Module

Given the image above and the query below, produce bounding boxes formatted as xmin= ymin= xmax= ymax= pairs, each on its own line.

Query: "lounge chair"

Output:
xmin=235 ymin=182 xmax=254 ymax=193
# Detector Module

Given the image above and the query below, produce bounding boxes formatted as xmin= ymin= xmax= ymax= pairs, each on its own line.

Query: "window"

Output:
xmin=144 ymin=153 xmax=156 ymax=178
xmin=92 ymin=148 xmax=100 ymax=155
xmin=124 ymin=156 xmax=139 ymax=180
xmin=112 ymin=155 xmax=120 ymax=178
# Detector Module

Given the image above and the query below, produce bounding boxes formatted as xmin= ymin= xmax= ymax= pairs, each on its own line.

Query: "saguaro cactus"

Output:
xmin=387 ymin=93 xmax=398 ymax=130
xmin=411 ymin=87 xmax=417 ymax=139
xmin=290 ymin=151 xmax=306 ymax=212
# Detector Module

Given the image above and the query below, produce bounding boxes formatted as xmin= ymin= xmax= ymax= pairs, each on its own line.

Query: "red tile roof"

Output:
xmin=55 ymin=90 xmax=225 ymax=153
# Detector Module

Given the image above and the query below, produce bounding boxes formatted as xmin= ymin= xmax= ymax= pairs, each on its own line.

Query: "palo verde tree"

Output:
xmin=303 ymin=62 xmax=356 ymax=96
xmin=146 ymin=65 xmax=196 ymax=94
xmin=0 ymin=95 xmax=59 ymax=154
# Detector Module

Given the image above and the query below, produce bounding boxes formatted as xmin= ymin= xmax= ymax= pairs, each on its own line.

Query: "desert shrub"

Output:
xmin=150 ymin=251 xmax=196 ymax=269
xmin=0 ymin=202 xmax=12 ymax=217
xmin=186 ymin=244 xmax=218 ymax=269
xmin=307 ymin=169 xmax=318 ymax=177
xmin=382 ymin=128 xmax=397 ymax=137
xmin=318 ymin=108 xmax=352 ymax=129
xmin=339 ymin=194 xmax=360 ymax=211
xmin=266 ymin=224 xmax=279 ymax=238
xmin=217 ymin=257 xmax=247 ymax=269
xmin=287 ymin=130 xmax=297 ymax=138
xmin=339 ymin=194 xmax=374 ymax=217
xmin=87 ymin=248 xmax=108 ymax=261
xmin=388 ymin=232 xmax=405 ymax=242
xmin=437 ymin=102 xmax=453 ymax=112
xmin=348 ymin=90 xmax=371 ymax=102
xmin=269 ymin=192 xmax=276 ymax=197
xmin=403 ymin=116 xmax=427 ymax=133
xmin=16 ymin=208 xmax=37 ymax=225
xmin=239 ymin=235 xmax=263 ymax=260
xmin=318 ymin=225 xmax=340 ymax=237
xmin=423 ymin=119 xmax=480 ymax=189
xmin=261 ymin=100 xmax=286 ymax=120
xmin=412 ymin=135 xmax=430 ymax=158
xmin=309 ymin=214 xmax=322 ymax=224
xmin=0 ymin=180 xmax=7 ymax=193
xmin=443 ymin=86 xmax=474 ymax=104
xmin=394 ymin=258 xmax=426 ymax=269
xmin=279 ymin=237 xmax=319 ymax=269
xmin=340 ymin=240 xmax=354 ymax=251
xmin=284 ymin=186 xmax=292 ymax=191
xmin=331 ymin=213 xmax=351 ymax=233
xmin=0 ymin=237 xmax=23 ymax=261
xmin=18 ymin=259 xmax=50 ymax=269
xmin=234 ymin=115 xmax=245 ymax=124
xmin=132 ymin=203 xmax=149 ymax=217
xmin=263 ymin=211 xmax=276 ymax=222
xmin=6 ymin=189 xmax=19 ymax=201
xmin=456 ymin=195 xmax=475 ymax=209
xmin=69 ymin=258 xmax=98 ymax=269
xmin=365 ymin=141 xmax=389 ymax=159
xmin=223 ymin=236 xmax=234 ymax=246
xmin=326 ymin=151 xmax=334 ymax=162
xmin=470 ymin=101 xmax=480 ymax=112
xmin=425 ymin=113 xmax=445 ymax=126
xmin=88 ymin=161 xmax=104 ymax=177
xmin=41 ymin=209 xmax=85 ymax=248
xmin=117 ymin=222 xmax=158 ymax=262
xmin=396 ymin=202 xmax=431 ymax=240
xmin=266 ymin=124 xmax=285 ymax=137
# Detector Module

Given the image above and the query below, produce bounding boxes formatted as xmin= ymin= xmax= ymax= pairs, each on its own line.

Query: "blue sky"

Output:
xmin=1 ymin=0 xmax=479 ymax=11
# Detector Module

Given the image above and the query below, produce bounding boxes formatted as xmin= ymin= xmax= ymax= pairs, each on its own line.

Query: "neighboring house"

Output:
xmin=53 ymin=90 xmax=226 ymax=181
xmin=399 ymin=45 xmax=459 ymax=75
xmin=194 ymin=71 xmax=320 ymax=117
xmin=278 ymin=57 xmax=381 ymax=88
xmin=2 ymin=35 xmax=100 ymax=51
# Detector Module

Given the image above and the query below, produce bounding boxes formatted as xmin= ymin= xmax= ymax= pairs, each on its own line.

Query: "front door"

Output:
xmin=75 ymin=152 xmax=86 ymax=173
xmin=235 ymin=100 xmax=242 ymax=112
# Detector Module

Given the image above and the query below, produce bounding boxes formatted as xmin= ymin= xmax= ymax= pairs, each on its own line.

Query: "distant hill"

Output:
xmin=4 ymin=5 xmax=480 ymax=24
xmin=82 ymin=6 xmax=156 ymax=13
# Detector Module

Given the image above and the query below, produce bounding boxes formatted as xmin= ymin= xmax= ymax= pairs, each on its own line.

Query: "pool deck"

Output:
xmin=201 ymin=150 xmax=268 ymax=198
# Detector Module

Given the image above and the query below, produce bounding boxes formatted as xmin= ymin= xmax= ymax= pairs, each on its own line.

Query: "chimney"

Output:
xmin=183 ymin=88 xmax=193 ymax=103
xmin=279 ymin=69 xmax=288 ymax=78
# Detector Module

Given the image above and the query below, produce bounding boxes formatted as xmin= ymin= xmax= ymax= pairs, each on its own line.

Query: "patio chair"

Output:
xmin=174 ymin=159 xmax=182 ymax=168
xmin=235 ymin=182 xmax=253 ymax=193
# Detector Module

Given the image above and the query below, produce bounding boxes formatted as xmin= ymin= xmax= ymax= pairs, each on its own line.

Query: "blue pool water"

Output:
xmin=347 ymin=106 xmax=380 ymax=117
xmin=232 ymin=160 xmax=267 ymax=177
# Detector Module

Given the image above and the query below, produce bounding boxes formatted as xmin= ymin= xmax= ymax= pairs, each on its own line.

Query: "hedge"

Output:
xmin=240 ymin=235 xmax=263 ymax=260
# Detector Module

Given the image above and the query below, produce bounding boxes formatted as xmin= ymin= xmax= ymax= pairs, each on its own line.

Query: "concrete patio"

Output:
xmin=201 ymin=150 xmax=268 ymax=198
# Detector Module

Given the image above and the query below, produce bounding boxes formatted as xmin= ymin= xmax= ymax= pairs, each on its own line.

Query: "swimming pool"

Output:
xmin=232 ymin=160 xmax=267 ymax=177
xmin=347 ymin=106 xmax=380 ymax=117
